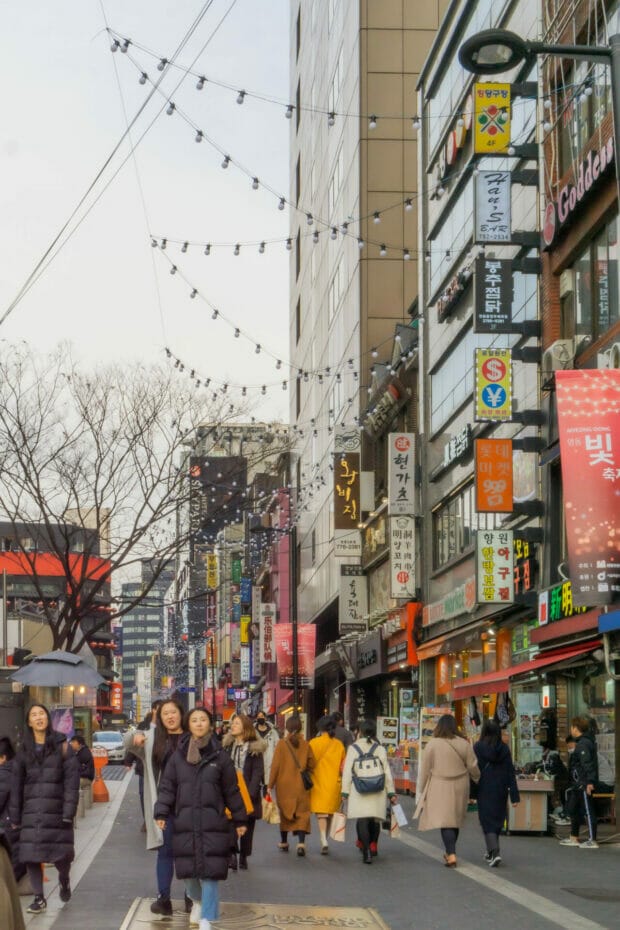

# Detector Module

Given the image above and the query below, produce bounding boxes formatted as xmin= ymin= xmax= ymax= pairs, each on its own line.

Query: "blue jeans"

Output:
xmin=156 ymin=818 xmax=174 ymax=897
xmin=184 ymin=877 xmax=220 ymax=920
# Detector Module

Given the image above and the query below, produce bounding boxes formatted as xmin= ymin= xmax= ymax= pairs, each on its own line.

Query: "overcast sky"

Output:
xmin=0 ymin=0 xmax=290 ymax=420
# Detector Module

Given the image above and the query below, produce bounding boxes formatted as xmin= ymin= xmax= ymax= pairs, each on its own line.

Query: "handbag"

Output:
xmin=225 ymin=770 xmax=254 ymax=819
xmin=329 ymin=805 xmax=347 ymax=843
xmin=285 ymin=738 xmax=313 ymax=790
xmin=261 ymin=792 xmax=281 ymax=825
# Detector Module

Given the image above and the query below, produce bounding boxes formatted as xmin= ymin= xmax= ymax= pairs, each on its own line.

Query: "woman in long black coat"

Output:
xmin=155 ymin=708 xmax=247 ymax=930
xmin=0 ymin=737 xmax=24 ymax=884
xmin=10 ymin=704 xmax=79 ymax=914
xmin=474 ymin=719 xmax=520 ymax=867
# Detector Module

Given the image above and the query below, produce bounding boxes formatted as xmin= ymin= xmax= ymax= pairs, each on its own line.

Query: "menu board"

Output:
xmin=377 ymin=716 xmax=399 ymax=746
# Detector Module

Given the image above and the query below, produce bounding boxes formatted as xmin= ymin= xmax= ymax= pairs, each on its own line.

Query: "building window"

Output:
xmin=296 ymin=297 xmax=301 ymax=344
xmin=296 ymin=7 xmax=301 ymax=60
xmin=328 ymin=46 xmax=344 ymax=115
xmin=296 ymin=229 xmax=301 ymax=280
xmin=558 ymin=61 xmax=610 ymax=177
xmin=311 ymin=528 xmax=316 ymax=564
xmin=328 ymin=145 xmax=343 ymax=215
xmin=296 ymin=155 xmax=301 ymax=206
xmin=432 ymin=484 xmax=499 ymax=569
xmin=296 ymin=376 xmax=301 ymax=419
xmin=296 ymin=80 xmax=301 ymax=131
xmin=327 ymin=0 xmax=337 ymax=33
xmin=572 ymin=216 xmax=619 ymax=342
xmin=328 ymin=258 xmax=343 ymax=323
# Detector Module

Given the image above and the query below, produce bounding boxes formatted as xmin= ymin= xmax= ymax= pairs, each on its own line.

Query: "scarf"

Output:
xmin=187 ymin=734 xmax=211 ymax=765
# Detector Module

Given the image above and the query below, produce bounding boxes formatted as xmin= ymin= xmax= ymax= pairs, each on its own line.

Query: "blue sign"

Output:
xmin=177 ymin=687 xmax=197 ymax=693
xmin=240 ymin=576 xmax=252 ymax=604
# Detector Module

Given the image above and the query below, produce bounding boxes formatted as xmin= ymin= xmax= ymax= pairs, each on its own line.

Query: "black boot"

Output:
xmin=363 ymin=848 xmax=372 ymax=864
xmin=59 ymin=878 xmax=71 ymax=903
xmin=228 ymin=852 xmax=238 ymax=871
xmin=239 ymin=853 xmax=248 ymax=869
xmin=150 ymin=895 xmax=172 ymax=916
xmin=185 ymin=893 xmax=193 ymax=913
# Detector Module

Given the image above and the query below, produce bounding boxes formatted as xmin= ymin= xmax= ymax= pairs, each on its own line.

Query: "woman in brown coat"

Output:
xmin=268 ymin=716 xmax=315 ymax=857
xmin=414 ymin=714 xmax=480 ymax=867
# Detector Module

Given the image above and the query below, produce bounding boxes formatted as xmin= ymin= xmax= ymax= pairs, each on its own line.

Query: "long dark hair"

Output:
xmin=480 ymin=719 xmax=502 ymax=745
xmin=0 ymin=736 xmax=16 ymax=760
xmin=432 ymin=714 xmax=463 ymax=740
xmin=358 ymin=718 xmax=377 ymax=745
xmin=152 ymin=699 xmax=185 ymax=774
xmin=22 ymin=704 xmax=57 ymax=761
xmin=316 ymin=715 xmax=336 ymax=737
xmin=286 ymin=715 xmax=302 ymax=748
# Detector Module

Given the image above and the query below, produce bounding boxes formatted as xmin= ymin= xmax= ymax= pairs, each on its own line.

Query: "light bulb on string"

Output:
xmin=412 ymin=116 xmax=421 ymax=131
xmin=222 ymin=155 xmax=230 ymax=169
xmin=204 ymin=243 xmax=211 ymax=255
xmin=312 ymin=230 xmax=319 ymax=243
xmin=236 ymin=90 xmax=246 ymax=104
xmin=234 ymin=328 xmax=240 ymax=337
xmin=276 ymin=359 xmax=282 ymax=369
xmin=234 ymin=244 xmax=240 ymax=256
xmin=404 ymin=249 xmax=411 ymax=260
xmin=373 ymin=212 xmax=381 ymax=224
xmin=212 ymin=309 xmax=219 ymax=320
xmin=286 ymin=238 xmax=292 ymax=250
xmin=369 ymin=115 xmax=377 ymax=130
xmin=255 ymin=344 xmax=261 ymax=354
xmin=371 ymin=347 xmax=378 ymax=358
xmin=330 ymin=227 xmax=337 ymax=240
xmin=157 ymin=58 xmax=167 ymax=71
xmin=170 ymin=265 xmax=177 ymax=275
xmin=195 ymin=130 xmax=203 ymax=143
xmin=166 ymin=102 xmax=175 ymax=116
xmin=285 ymin=105 xmax=294 ymax=118
xmin=196 ymin=76 xmax=206 ymax=90
xmin=252 ymin=177 xmax=259 ymax=190
xmin=121 ymin=39 xmax=130 ymax=53
xmin=261 ymin=386 xmax=267 ymax=395
xmin=328 ymin=112 xmax=336 ymax=126
xmin=278 ymin=197 xmax=285 ymax=210
xmin=259 ymin=241 xmax=265 ymax=253
xmin=340 ymin=222 xmax=349 ymax=235
xmin=306 ymin=213 xmax=314 ymax=225
xmin=358 ymin=238 xmax=365 ymax=249
xmin=110 ymin=38 xmax=120 ymax=52
xmin=139 ymin=72 xmax=148 ymax=85
xmin=160 ymin=239 xmax=167 ymax=250
xmin=190 ymin=288 xmax=197 ymax=299
xmin=181 ymin=242 xmax=188 ymax=253
xmin=380 ymin=244 xmax=387 ymax=257
xmin=405 ymin=198 xmax=413 ymax=211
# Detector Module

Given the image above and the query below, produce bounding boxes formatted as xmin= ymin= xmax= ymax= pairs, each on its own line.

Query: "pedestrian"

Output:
xmin=254 ymin=711 xmax=280 ymax=786
xmin=308 ymin=714 xmax=345 ymax=855
xmin=124 ymin=700 xmax=162 ymax=830
xmin=559 ymin=715 xmax=599 ymax=849
xmin=341 ymin=718 xmax=397 ymax=864
xmin=126 ymin=698 xmax=188 ymax=915
xmin=0 ymin=830 xmax=25 ymax=930
xmin=473 ymin=719 xmax=520 ymax=867
xmin=155 ymin=707 xmax=248 ymax=930
xmin=0 ymin=736 xmax=23 ymax=883
xmin=222 ymin=713 xmax=266 ymax=870
xmin=414 ymin=713 xmax=480 ymax=868
xmin=268 ymin=715 xmax=315 ymax=856
xmin=333 ymin=711 xmax=354 ymax=750
xmin=9 ymin=704 xmax=79 ymax=914
xmin=69 ymin=735 xmax=95 ymax=785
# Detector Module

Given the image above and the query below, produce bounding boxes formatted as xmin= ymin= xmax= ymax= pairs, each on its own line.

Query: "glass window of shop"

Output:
xmin=426 ymin=0 xmax=510 ymax=157
xmin=432 ymin=483 xmax=500 ymax=569
xmin=428 ymin=181 xmax=473 ymax=298
xmin=572 ymin=216 xmax=620 ymax=341
xmin=558 ymin=61 xmax=611 ymax=177
xmin=569 ymin=667 xmax=615 ymax=786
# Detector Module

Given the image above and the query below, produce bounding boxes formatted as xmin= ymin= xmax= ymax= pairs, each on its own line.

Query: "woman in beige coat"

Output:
xmin=414 ymin=714 xmax=480 ymax=867
xmin=268 ymin=716 xmax=315 ymax=856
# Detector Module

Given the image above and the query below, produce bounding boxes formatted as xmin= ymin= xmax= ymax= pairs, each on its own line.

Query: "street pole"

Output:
xmin=290 ymin=524 xmax=299 ymax=713
xmin=608 ymin=35 xmax=620 ymax=206
xmin=1 ymin=570 xmax=6 ymax=665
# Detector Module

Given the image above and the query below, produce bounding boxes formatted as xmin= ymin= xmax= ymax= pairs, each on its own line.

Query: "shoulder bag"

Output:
xmin=285 ymin=739 xmax=313 ymax=790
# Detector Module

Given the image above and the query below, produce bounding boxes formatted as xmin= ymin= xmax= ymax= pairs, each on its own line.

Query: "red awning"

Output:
xmin=452 ymin=640 xmax=601 ymax=700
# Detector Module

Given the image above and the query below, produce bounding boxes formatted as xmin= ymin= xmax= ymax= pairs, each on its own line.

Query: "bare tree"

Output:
xmin=0 ymin=344 xmax=288 ymax=652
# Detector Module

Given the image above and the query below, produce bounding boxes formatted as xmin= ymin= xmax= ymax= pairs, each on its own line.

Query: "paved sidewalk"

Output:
xmin=26 ymin=776 xmax=620 ymax=930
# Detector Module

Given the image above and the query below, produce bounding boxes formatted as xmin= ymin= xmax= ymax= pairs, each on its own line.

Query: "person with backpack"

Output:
xmin=341 ymin=719 xmax=397 ymax=864
xmin=473 ymin=720 xmax=520 ymax=867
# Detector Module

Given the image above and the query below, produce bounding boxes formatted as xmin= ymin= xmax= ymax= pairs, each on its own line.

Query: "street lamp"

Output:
xmin=458 ymin=28 xmax=620 ymax=199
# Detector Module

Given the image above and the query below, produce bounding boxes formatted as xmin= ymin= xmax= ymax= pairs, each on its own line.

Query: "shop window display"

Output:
xmin=572 ymin=217 xmax=619 ymax=343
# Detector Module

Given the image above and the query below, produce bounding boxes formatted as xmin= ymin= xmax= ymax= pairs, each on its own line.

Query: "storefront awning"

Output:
xmin=452 ymin=640 xmax=601 ymax=700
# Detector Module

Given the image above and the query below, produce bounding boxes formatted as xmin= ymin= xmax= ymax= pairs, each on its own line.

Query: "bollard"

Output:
xmin=85 ymin=781 xmax=93 ymax=808
xmin=92 ymin=747 xmax=110 ymax=802
xmin=77 ymin=789 xmax=85 ymax=818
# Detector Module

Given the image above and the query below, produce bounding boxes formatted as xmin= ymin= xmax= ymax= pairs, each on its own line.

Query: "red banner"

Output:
xmin=109 ymin=682 xmax=123 ymax=712
xmin=273 ymin=623 xmax=316 ymax=689
xmin=556 ymin=370 xmax=620 ymax=605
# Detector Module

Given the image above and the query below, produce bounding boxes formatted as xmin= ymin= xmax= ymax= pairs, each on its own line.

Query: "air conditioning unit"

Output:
xmin=559 ymin=269 xmax=575 ymax=297
xmin=609 ymin=342 xmax=620 ymax=369
xmin=542 ymin=338 xmax=575 ymax=373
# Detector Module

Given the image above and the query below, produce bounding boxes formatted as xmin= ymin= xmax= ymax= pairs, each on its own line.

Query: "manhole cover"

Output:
xmin=564 ymin=887 xmax=620 ymax=903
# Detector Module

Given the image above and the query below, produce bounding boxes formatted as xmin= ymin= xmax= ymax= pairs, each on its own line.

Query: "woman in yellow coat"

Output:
xmin=308 ymin=715 xmax=345 ymax=854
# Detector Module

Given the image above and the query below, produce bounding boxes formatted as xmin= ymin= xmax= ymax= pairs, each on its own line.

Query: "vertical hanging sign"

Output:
xmin=339 ymin=565 xmax=368 ymax=633
xmin=388 ymin=433 xmax=417 ymax=515
xmin=473 ymin=83 xmax=511 ymax=153
xmin=259 ymin=602 xmax=275 ymax=663
xmin=474 ymin=348 xmax=512 ymax=421
xmin=476 ymin=529 xmax=514 ymax=604
xmin=474 ymin=257 xmax=514 ymax=332
xmin=390 ymin=516 xmax=416 ymax=598
xmin=474 ymin=171 xmax=511 ymax=243
xmin=475 ymin=438 xmax=513 ymax=512
xmin=334 ymin=451 xmax=362 ymax=556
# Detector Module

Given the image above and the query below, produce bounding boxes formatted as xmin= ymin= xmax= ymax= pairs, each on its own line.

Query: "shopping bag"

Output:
xmin=329 ymin=809 xmax=347 ymax=843
xmin=390 ymin=811 xmax=401 ymax=839
xmin=261 ymin=793 xmax=281 ymax=825
xmin=226 ymin=770 xmax=255 ymax=818
xmin=392 ymin=802 xmax=408 ymax=827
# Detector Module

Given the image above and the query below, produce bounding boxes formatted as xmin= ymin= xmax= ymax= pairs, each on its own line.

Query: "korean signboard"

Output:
xmin=474 ymin=257 xmax=514 ymax=332
xmin=231 ymin=558 xmax=242 ymax=585
xmin=390 ymin=515 xmax=416 ymax=599
xmin=473 ymin=83 xmax=511 ymax=153
xmin=274 ymin=623 xmax=317 ymax=689
xmin=206 ymin=553 xmax=218 ymax=590
xmin=388 ymin=433 xmax=417 ymax=515
xmin=474 ymin=171 xmax=511 ymax=243
xmin=474 ymin=348 xmax=512 ymax=421
xmin=556 ymin=370 xmax=620 ymax=605
xmin=538 ymin=580 xmax=588 ymax=625
xmin=476 ymin=529 xmax=514 ymax=604
xmin=475 ymin=438 xmax=513 ymax=512
xmin=259 ymin=602 xmax=275 ymax=663
xmin=240 ymin=576 xmax=252 ymax=604
xmin=110 ymin=682 xmax=123 ymax=712
xmin=334 ymin=528 xmax=362 ymax=558
xmin=335 ymin=426 xmax=362 ymax=454
xmin=240 ymin=644 xmax=251 ymax=682
xmin=240 ymin=616 xmax=251 ymax=645
xmin=339 ymin=565 xmax=368 ymax=634
xmin=334 ymin=452 xmax=361 ymax=528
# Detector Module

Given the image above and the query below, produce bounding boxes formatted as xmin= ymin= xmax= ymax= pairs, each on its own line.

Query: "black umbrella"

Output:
xmin=10 ymin=649 xmax=105 ymax=688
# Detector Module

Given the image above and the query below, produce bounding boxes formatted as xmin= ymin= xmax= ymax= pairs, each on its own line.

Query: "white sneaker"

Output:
xmin=579 ymin=840 xmax=599 ymax=849
xmin=189 ymin=900 xmax=201 ymax=927
xmin=199 ymin=919 xmax=211 ymax=930
xmin=559 ymin=837 xmax=579 ymax=846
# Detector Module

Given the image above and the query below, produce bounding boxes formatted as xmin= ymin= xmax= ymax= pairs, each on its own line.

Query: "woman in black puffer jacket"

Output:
xmin=155 ymin=708 xmax=248 ymax=930
xmin=0 ymin=737 xmax=24 ymax=883
xmin=10 ymin=704 xmax=79 ymax=915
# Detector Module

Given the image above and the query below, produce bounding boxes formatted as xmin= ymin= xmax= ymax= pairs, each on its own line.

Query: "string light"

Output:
xmin=190 ymin=288 xmax=197 ymax=298
xmin=404 ymin=198 xmax=413 ymax=211
xmin=312 ymin=231 xmax=319 ymax=244
xmin=278 ymin=197 xmax=285 ymax=210
xmin=110 ymin=39 xmax=120 ymax=52
xmin=212 ymin=309 xmax=219 ymax=320
xmin=306 ymin=213 xmax=314 ymax=225
xmin=196 ymin=76 xmax=206 ymax=90
xmin=369 ymin=115 xmax=377 ymax=129
xmin=328 ymin=112 xmax=336 ymax=126
xmin=234 ymin=244 xmax=240 ymax=256
xmin=157 ymin=58 xmax=167 ymax=71
xmin=121 ymin=39 xmax=130 ymax=53
xmin=221 ymin=155 xmax=230 ymax=169
xmin=195 ymin=129 xmax=203 ymax=142
xmin=139 ymin=72 xmax=148 ymax=85
xmin=412 ymin=116 xmax=421 ymax=130
xmin=236 ymin=90 xmax=246 ymax=105
xmin=373 ymin=212 xmax=381 ymax=224
xmin=204 ymin=243 xmax=211 ymax=255
xmin=252 ymin=177 xmax=259 ymax=190
xmin=258 ymin=241 xmax=265 ymax=253
xmin=330 ymin=227 xmax=337 ymax=240
xmin=234 ymin=328 xmax=240 ymax=337
xmin=285 ymin=105 xmax=294 ymax=119
xmin=380 ymin=244 xmax=387 ymax=257
xmin=286 ymin=238 xmax=292 ymax=251
xmin=181 ymin=242 xmax=188 ymax=253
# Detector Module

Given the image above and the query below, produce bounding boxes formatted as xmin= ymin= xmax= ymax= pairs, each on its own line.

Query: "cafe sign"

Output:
xmin=543 ymin=135 xmax=614 ymax=247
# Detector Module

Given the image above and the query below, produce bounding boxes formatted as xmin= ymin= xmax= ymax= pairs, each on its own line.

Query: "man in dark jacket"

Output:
xmin=332 ymin=712 xmax=354 ymax=749
xmin=69 ymin=736 xmax=95 ymax=782
xmin=559 ymin=716 xmax=599 ymax=849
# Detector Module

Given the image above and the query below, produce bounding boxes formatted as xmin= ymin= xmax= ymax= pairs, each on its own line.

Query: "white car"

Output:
xmin=92 ymin=730 xmax=125 ymax=764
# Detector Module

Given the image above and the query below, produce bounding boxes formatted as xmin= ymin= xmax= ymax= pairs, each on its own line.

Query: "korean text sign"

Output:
xmin=476 ymin=529 xmax=514 ymax=604
xmin=473 ymin=83 xmax=511 ymax=153
xmin=475 ymin=438 xmax=513 ymax=512
xmin=339 ymin=565 xmax=368 ymax=633
xmin=388 ymin=433 xmax=417 ymax=515
xmin=474 ymin=348 xmax=512 ymax=421
xmin=556 ymin=370 xmax=620 ymax=605
xmin=334 ymin=452 xmax=361 ymax=529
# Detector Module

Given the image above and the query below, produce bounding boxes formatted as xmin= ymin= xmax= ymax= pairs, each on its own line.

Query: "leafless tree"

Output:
xmin=0 ymin=344 xmax=289 ymax=652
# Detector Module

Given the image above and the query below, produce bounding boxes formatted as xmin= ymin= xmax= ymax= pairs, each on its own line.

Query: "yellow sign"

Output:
xmin=474 ymin=348 xmax=512 ymax=421
xmin=240 ymin=616 xmax=251 ymax=644
xmin=473 ymin=83 xmax=511 ymax=153
xmin=206 ymin=553 xmax=218 ymax=590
